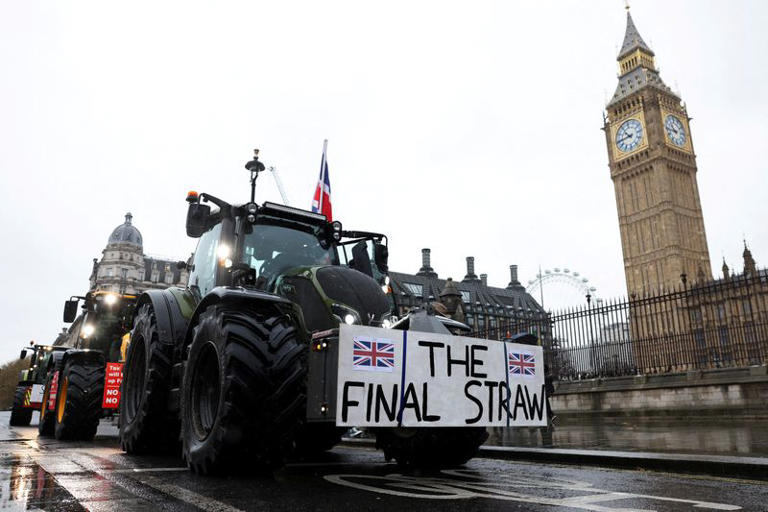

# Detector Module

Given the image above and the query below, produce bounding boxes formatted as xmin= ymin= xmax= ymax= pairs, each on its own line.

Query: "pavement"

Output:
xmin=0 ymin=411 xmax=766 ymax=511
xmin=487 ymin=421 xmax=768 ymax=458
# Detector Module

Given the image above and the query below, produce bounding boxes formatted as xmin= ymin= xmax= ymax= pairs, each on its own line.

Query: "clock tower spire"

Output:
xmin=617 ymin=8 xmax=656 ymax=75
xmin=604 ymin=8 xmax=712 ymax=295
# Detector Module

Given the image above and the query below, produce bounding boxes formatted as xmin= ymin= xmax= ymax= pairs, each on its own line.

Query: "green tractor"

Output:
xmin=37 ymin=291 xmax=136 ymax=440
xmin=119 ymin=150 xmax=489 ymax=474
xmin=9 ymin=344 xmax=67 ymax=426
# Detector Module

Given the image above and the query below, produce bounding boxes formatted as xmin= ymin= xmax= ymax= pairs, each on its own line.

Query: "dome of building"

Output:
xmin=108 ymin=212 xmax=143 ymax=247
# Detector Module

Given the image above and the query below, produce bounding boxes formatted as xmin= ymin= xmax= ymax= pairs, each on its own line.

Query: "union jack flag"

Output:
xmin=352 ymin=338 xmax=395 ymax=372
xmin=508 ymin=351 xmax=536 ymax=377
xmin=311 ymin=139 xmax=333 ymax=221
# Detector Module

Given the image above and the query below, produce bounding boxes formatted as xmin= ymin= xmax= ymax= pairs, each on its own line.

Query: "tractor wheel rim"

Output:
xmin=190 ymin=342 xmax=220 ymax=441
xmin=124 ymin=336 xmax=146 ymax=421
xmin=56 ymin=377 xmax=68 ymax=424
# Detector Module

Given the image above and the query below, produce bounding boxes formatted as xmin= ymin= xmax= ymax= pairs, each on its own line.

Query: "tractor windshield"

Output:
xmin=35 ymin=348 xmax=50 ymax=368
xmin=242 ymin=224 xmax=337 ymax=281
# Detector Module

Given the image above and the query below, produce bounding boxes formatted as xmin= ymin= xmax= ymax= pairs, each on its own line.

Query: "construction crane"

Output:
xmin=268 ymin=166 xmax=290 ymax=206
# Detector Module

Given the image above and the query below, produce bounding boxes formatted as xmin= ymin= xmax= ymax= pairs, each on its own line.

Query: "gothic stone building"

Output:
xmin=602 ymin=10 xmax=768 ymax=372
xmin=628 ymin=245 xmax=768 ymax=372
xmin=388 ymin=248 xmax=547 ymax=340
xmin=684 ymin=248 xmax=768 ymax=368
xmin=89 ymin=213 xmax=189 ymax=294
xmin=604 ymin=9 xmax=711 ymax=296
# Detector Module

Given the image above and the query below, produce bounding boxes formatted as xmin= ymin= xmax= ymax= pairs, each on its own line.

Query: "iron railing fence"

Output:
xmin=469 ymin=270 xmax=768 ymax=380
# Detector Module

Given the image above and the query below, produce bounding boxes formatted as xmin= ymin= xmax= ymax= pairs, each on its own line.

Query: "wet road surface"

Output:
xmin=0 ymin=412 xmax=765 ymax=511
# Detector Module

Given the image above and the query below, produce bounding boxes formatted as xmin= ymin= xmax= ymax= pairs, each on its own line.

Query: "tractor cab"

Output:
xmin=184 ymin=178 xmax=394 ymax=333
xmin=18 ymin=344 xmax=65 ymax=384
xmin=63 ymin=291 xmax=137 ymax=361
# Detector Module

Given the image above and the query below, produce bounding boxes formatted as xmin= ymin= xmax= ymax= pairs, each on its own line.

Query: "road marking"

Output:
xmin=325 ymin=469 xmax=742 ymax=510
xmin=111 ymin=467 xmax=188 ymax=473
xmin=287 ymin=461 xmax=382 ymax=468
xmin=22 ymin=440 xmax=40 ymax=450
xmin=138 ymin=475 xmax=246 ymax=512
xmin=32 ymin=450 xmax=245 ymax=512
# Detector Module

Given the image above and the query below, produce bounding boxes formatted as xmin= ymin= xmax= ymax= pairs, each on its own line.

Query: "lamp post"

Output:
xmin=586 ymin=293 xmax=596 ymax=376
xmin=680 ymin=272 xmax=693 ymax=369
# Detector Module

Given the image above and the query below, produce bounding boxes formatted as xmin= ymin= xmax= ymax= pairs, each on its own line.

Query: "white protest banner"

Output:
xmin=335 ymin=324 xmax=547 ymax=427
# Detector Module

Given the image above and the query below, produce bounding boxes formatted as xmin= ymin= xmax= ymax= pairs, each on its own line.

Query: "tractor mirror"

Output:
xmin=63 ymin=300 xmax=79 ymax=323
xmin=374 ymin=242 xmax=389 ymax=274
xmin=186 ymin=202 xmax=211 ymax=238
xmin=20 ymin=349 xmax=27 ymax=360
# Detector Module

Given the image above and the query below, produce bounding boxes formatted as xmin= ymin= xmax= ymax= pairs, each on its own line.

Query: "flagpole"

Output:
xmin=318 ymin=139 xmax=328 ymax=213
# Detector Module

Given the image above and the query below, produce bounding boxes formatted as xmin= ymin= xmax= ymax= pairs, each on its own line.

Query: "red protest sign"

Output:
xmin=102 ymin=362 xmax=123 ymax=409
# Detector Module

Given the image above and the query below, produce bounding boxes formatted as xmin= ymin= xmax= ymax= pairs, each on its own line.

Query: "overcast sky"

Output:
xmin=1 ymin=1 xmax=766 ymax=363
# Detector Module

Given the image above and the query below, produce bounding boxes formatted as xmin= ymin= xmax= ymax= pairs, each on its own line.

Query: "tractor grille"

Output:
xmin=282 ymin=276 xmax=335 ymax=332
xmin=316 ymin=266 xmax=390 ymax=325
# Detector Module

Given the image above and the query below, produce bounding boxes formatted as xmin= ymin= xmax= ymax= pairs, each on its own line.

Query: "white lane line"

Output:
xmin=287 ymin=461 xmax=381 ymax=468
xmin=139 ymin=475 xmax=246 ymax=512
xmin=71 ymin=453 xmax=246 ymax=511
xmin=36 ymin=451 xmax=246 ymax=512
xmin=112 ymin=467 xmax=188 ymax=473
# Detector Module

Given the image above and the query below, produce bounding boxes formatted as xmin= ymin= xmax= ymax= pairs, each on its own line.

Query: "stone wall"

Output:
xmin=552 ymin=365 xmax=768 ymax=421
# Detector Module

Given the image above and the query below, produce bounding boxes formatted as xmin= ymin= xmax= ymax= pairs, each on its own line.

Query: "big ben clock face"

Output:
xmin=615 ymin=119 xmax=644 ymax=152
xmin=664 ymin=114 xmax=687 ymax=146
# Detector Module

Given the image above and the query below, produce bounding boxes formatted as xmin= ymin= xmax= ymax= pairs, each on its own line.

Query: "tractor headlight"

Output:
xmin=217 ymin=244 xmax=231 ymax=260
xmin=331 ymin=304 xmax=360 ymax=325
xmin=331 ymin=221 xmax=342 ymax=241
xmin=104 ymin=293 xmax=118 ymax=306
xmin=81 ymin=324 xmax=95 ymax=338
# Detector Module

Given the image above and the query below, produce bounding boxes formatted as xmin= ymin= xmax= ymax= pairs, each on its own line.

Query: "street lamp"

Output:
xmin=586 ymin=293 xmax=596 ymax=376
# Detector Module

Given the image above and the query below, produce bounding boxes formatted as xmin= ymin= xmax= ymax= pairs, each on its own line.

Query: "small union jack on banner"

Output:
xmin=352 ymin=338 xmax=395 ymax=372
xmin=508 ymin=351 xmax=536 ymax=378
xmin=311 ymin=139 xmax=333 ymax=221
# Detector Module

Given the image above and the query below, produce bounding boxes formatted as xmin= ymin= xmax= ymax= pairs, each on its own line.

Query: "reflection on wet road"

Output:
xmin=488 ymin=421 xmax=768 ymax=457
xmin=0 ymin=454 xmax=85 ymax=511
xmin=0 ymin=412 xmax=765 ymax=511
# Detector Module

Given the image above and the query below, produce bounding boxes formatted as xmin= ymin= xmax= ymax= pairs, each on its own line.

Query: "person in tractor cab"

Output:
xmin=244 ymin=224 xmax=336 ymax=288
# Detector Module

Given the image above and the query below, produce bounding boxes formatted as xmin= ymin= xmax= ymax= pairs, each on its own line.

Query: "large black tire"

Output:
xmin=9 ymin=386 xmax=32 ymax=426
xmin=54 ymin=358 xmax=105 ymax=441
xmin=375 ymin=427 xmax=489 ymax=468
xmin=120 ymin=304 xmax=178 ymax=454
xmin=181 ymin=305 xmax=307 ymax=474
xmin=294 ymin=423 xmax=346 ymax=455
xmin=38 ymin=375 xmax=55 ymax=436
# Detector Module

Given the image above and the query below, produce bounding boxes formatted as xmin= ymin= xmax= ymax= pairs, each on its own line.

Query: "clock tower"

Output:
xmin=604 ymin=8 xmax=712 ymax=295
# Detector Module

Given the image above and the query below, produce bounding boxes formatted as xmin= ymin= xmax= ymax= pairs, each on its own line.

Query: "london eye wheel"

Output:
xmin=526 ymin=268 xmax=598 ymax=312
